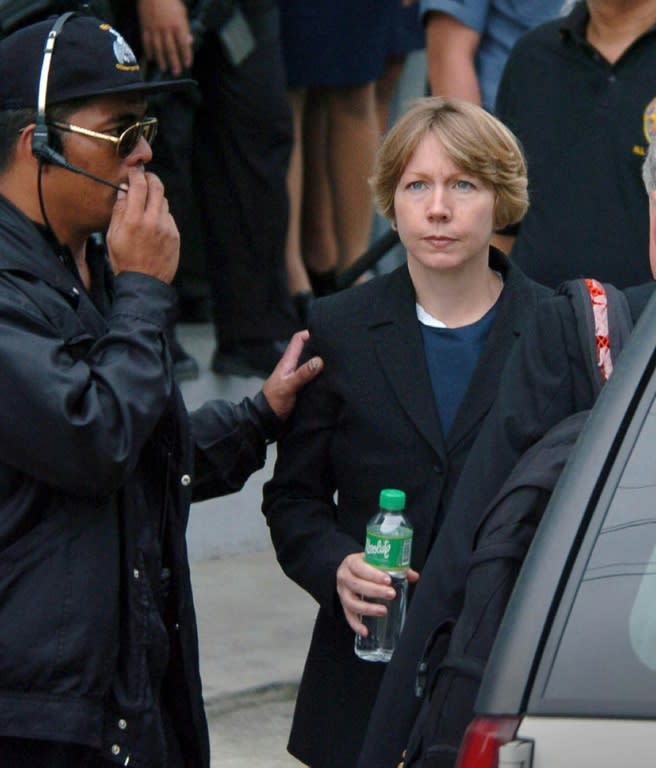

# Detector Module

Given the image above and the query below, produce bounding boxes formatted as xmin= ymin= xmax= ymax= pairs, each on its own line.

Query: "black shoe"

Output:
xmin=170 ymin=337 xmax=200 ymax=381
xmin=211 ymin=340 xmax=288 ymax=379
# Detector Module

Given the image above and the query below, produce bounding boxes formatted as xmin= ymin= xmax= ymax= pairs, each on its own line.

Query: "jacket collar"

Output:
xmin=366 ymin=248 xmax=525 ymax=456
xmin=0 ymin=194 xmax=80 ymax=292
xmin=446 ymin=248 xmax=525 ymax=448
xmin=366 ymin=265 xmax=444 ymax=454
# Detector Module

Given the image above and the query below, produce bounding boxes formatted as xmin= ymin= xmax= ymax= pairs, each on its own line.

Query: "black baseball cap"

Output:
xmin=0 ymin=14 xmax=196 ymax=110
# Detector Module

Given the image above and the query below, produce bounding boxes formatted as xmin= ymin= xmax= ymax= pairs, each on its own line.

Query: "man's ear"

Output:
xmin=16 ymin=123 xmax=38 ymax=163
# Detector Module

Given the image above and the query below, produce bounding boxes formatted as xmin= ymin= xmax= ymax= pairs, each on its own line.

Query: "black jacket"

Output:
xmin=0 ymin=195 xmax=278 ymax=767
xmin=404 ymin=410 xmax=589 ymax=768
xmin=357 ymin=280 xmax=656 ymax=768
xmin=262 ymin=251 xmax=549 ymax=768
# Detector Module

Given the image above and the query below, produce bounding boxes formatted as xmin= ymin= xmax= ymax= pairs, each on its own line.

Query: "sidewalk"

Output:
xmin=191 ymin=549 xmax=316 ymax=768
xmin=176 ymin=323 xmax=316 ymax=766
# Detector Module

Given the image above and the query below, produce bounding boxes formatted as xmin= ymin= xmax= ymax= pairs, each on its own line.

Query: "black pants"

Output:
xmin=119 ymin=0 xmax=301 ymax=347
xmin=0 ymin=734 xmax=185 ymax=767
xmin=147 ymin=85 xmax=208 ymax=310
xmin=192 ymin=1 xmax=301 ymax=348
xmin=0 ymin=737 xmax=112 ymax=768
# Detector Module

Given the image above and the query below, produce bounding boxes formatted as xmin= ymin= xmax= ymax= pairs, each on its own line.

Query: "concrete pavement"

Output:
xmin=192 ymin=550 xmax=315 ymax=768
xmin=177 ymin=323 xmax=316 ymax=767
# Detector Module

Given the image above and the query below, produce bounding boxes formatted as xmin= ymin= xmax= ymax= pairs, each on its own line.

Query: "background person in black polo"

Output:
xmin=494 ymin=0 xmax=656 ymax=289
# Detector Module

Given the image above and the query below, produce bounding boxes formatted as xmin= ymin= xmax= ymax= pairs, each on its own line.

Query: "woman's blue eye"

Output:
xmin=408 ymin=180 xmax=426 ymax=191
xmin=454 ymin=179 xmax=474 ymax=190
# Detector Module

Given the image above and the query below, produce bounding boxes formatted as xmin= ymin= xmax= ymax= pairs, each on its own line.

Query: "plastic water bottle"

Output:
xmin=354 ymin=488 xmax=413 ymax=662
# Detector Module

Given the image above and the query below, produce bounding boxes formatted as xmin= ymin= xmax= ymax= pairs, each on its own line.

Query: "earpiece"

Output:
xmin=31 ymin=12 xmax=77 ymax=163
xmin=33 ymin=141 xmax=71 ymax=169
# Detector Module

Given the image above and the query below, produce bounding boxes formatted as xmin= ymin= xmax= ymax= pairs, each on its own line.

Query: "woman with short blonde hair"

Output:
xmin=263 ymin=96 xmax=548 ymax=768
xmin=371 ymin=96 xmax=529 ymax=230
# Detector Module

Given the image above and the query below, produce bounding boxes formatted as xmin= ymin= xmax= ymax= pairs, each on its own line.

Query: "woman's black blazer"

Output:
xmin=262 ymin=248 xmax=549 ymax=768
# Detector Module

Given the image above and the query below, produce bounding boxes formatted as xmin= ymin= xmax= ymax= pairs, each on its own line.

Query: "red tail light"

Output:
xmin=455 ymin=716 xmax=521 ymax=768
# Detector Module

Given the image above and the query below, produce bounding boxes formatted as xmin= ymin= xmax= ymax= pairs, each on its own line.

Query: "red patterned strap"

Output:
xmin=584 ymin=278 xmax=612 ymax=382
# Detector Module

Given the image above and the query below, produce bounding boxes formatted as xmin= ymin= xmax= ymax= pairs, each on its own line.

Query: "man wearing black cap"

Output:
xmin=0 ymin=12 xmax=321 ymax=768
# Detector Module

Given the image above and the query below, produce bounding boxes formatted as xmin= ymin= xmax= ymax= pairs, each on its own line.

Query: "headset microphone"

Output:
xmin=34 ymin=142 xmax=124 ymax=192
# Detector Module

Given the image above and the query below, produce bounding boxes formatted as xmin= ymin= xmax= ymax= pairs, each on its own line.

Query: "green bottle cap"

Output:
xmin=379 ymin=488 xmax=406 ymax=511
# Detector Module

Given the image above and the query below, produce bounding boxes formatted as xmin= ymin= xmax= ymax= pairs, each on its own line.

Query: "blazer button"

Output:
xmin=180 ymin=474 xmax=191 ymax=486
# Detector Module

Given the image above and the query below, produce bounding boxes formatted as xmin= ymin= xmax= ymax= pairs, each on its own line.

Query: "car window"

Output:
xmin=539 ymin=394 xmax=656 ymax=714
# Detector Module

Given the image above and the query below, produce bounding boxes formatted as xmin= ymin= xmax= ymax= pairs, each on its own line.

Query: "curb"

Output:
xmin=204 ymin=681 xmax=299 ymax=720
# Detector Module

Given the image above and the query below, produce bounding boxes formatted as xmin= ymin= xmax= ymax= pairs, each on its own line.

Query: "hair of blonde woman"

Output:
xmin=370 ymin=96 xmax=529 ymax=231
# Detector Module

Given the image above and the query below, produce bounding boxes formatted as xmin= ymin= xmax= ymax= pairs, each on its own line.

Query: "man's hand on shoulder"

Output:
xmin=261 ymin=330 xmax=323 ymax=421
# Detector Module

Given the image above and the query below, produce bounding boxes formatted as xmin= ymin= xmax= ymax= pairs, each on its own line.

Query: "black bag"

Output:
xmin=402 ymin=278 xmax=634 ymax=768
xmin=403 ymin=412 xmax=588 ymax=768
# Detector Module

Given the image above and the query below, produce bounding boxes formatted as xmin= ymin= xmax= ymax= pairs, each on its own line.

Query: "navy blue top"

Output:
xmin=279 ymin=0 xmax=421 ymax=88
xmin=420 ymin=303 xmax=498 ymax=435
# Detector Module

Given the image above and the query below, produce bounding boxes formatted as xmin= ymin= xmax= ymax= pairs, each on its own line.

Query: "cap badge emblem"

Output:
xmin=100 ymin=23 xmax=140 ymax=73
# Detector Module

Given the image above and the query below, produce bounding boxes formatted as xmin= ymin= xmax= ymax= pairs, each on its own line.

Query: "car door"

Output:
xmin=460 ymin=292 xmax=656 ymax=768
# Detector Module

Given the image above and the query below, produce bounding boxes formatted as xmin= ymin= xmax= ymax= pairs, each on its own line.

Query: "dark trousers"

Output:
xmin=117 ymin=0 xmax=301 ymax=347
xmin=0 ymin=737 xmax=112 ymax=768
xmin=147 ymin=86 xmax=208 ymax=311
xmin=192 ymin=1 xmax=301 ymax=348
xmin=0 ymin=732 xmax=185 ymax=767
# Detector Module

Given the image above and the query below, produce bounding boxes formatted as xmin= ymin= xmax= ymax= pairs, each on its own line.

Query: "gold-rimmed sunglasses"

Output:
xmin=46 ymin=116 xmax=158 ymax=158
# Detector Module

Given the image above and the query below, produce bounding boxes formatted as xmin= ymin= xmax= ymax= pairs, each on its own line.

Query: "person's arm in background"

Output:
xmin=425 ymin=11 xmax=482 ymax=103
xmin=137 ymin=0 xmax=193 ymax=76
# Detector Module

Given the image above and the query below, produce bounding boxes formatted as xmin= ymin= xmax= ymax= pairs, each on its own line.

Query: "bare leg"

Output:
xmin=325 ymin=82 xmax=378 ymax=271
xmin=285 ymin=87 xmax=312 ymax=295
xmin=302 ymin=88 xmax=339 ymax=279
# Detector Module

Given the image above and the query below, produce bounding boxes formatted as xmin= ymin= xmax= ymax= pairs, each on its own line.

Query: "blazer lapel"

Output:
xmin=447 ymin=251 xmax=525 ymax=450
xmin=369 ymin=267 xmax=446 ymax=457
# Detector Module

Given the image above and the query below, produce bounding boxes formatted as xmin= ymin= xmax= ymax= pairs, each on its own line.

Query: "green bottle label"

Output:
xmin=364 ymin=528 xmax=412 ymax=571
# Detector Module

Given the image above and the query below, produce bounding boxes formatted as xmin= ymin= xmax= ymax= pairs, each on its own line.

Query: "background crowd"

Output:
xmin=31 ymin=0 xmax=648 ymax=386
xmin=102 ymin=0 xmax=571 ymax=384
